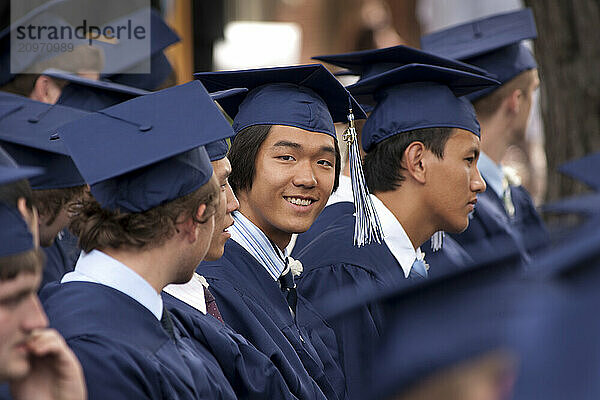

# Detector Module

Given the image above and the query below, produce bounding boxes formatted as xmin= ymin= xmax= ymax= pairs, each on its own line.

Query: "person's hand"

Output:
xmin=9 ymin=328 xmax=86 ymax=400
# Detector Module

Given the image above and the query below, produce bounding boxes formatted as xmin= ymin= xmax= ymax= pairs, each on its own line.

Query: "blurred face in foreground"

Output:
xmin=0 ymin=269 xmax=47 ymax=380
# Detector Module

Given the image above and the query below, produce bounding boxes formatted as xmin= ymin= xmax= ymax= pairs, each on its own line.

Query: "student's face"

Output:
xmin=424 ymin=129 xmax=486 ymax=234
xmin=238 ymin=125 xmax=336 ymax=246
xmin=0 ymin=271 xmax=48 ymax=381
xmin=204 ymin=157 xmax=238 ymax=261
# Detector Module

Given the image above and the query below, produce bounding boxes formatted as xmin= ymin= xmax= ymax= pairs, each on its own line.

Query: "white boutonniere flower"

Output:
xmin=195 ymin=273 xmax=210 ymax=288
xmin=287 ymin=257 xmax=304 ymax=277
xmin=501 ymin=165 xmax=522 ymax=187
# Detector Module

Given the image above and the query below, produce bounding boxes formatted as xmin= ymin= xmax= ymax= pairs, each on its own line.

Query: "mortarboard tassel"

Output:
xmin=430 ymin=230 xmax=444 ymax=252
xmin=343 ymin=105 xmax=383 ymax=247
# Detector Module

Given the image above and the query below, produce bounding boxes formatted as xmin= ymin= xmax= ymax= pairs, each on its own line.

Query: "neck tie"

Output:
xmin=501 ymin=175 xmax=516 ymax=217
xmin=160 ymin=306 xmax=176 ymax=340
xmin=203 ymin=286 xmax=224 ymax=323
xmin=409 ymin=259 xmax=428 ymax=279
xmin=279 ymin=264 xmax=298 ymax=313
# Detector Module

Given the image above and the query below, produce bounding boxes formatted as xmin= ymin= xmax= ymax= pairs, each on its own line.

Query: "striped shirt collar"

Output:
xmin=228 ymin=211 xmax=287 ymax=281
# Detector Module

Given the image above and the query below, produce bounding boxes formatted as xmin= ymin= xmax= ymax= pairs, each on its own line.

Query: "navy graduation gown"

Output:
xmin=291 ymin=202 xmax=355 ymax=258
xmin=510 ymin=185 xmax=549 ymax=253
xmin=41 ymin=229 xmax=79 ymax=290
xmin=295 ymin=213 xmax=422 ymax=400
xmin=40 ymin=282 xmax=237 ymax=400
xmin=197 ymin=240 xmax=345 ymax=400
xmin=162 ymin=292 xmax=299 ymax=400
xmin=421 ymin=235 xmax=473 ymax=279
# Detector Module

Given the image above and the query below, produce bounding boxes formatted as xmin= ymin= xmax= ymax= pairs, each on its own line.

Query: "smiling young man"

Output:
xmin=195 ymin=64 xmax=367 ymax=400
xmin=294 ymin=63 xmax=497 ymax=399
xmin=421 ymin=8 xmax=548 ymax=261
xmin=0 ymin=160 xmax=86 ymax=400
xmin=39 ymin=81 xmax=243 ymax=399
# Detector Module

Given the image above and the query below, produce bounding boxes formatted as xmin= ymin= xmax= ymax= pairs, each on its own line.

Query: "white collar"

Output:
xmin=371 ymin=194 xmax=423 ymax=278
xmin=62 ymin=250 xmax=164 ymax=320
xmin=326 ymin=175 xmax=353 ymax=206
xmin=163 ymin=273 xmax=207 ymax=314
xmin=477 ymin=152 xmax=504 ymax=198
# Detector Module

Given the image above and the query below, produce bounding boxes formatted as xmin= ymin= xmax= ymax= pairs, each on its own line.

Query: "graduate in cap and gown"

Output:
xmin=0 ymin=98 xmax=90 ymax=289
xmin=162 ymin=110 xmax=301 ymax=400
xmin=40 ymin=81 xmax=239 ymax=399
xmin=195 ymin=64 xmax=368 ymax=400
xmin=421 ymin=8 xmax=549 ymax=261
xmin=293 ymin=44 xmax=493 ymax=277
xmin=295 ymin=62 xmax=498 ymax=399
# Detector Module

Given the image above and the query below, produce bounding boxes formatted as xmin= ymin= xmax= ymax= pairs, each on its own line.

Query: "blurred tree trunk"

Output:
xmin=524 ymin=0 xmax=600 ymax=201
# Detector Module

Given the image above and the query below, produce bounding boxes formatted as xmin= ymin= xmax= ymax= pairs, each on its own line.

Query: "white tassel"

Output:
xmin=343 ymin=107 xmax=383 ymax=247
xmin=431 ymin=231 xmax=445 ymax=252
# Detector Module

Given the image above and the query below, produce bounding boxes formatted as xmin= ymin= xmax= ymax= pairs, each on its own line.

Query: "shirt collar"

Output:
xmin=478 ymin=152 xmax=504 ymax=198
xmin=228 ymin=211 xmax=287 ymax=281
xmin=371 ymin=194 xmax=423 ymax=278
xmin=163 ymin=273 xmax=207 ymax=314
xmin=61 ymin=250 xmax=164 ymax=320
xmin=326 ymin=174 xmax=353 ymax=206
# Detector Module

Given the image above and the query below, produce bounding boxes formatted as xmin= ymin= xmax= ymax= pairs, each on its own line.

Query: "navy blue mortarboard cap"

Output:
xmin=0 ymin=98 xmax=88 ymax=189
xmin=558 ymin=152 xmax=600 ymax=191
xmin=205 ymin=140 xmax=228 ymax=162
xmin=314 ymin=45 xmax=494 ymax=81
xmin=100 ymin=9 xmax=180 ymax=90
xmin=192 ymin=88 xmax=248 ymax=162
xmin=353 ymin=64 xmax=499 ymax=151
xmin=194 ymin=64 xmax=367 ymax=138
xmin=421 ymin=9 xmax=537 ymax=101
xmin=0 ymin=203 xmax=35 ymax=257
xmin=56 ymin=80 xmax=235 ymax=213
xmin=42 ymin=69 xmax=149 ymax=112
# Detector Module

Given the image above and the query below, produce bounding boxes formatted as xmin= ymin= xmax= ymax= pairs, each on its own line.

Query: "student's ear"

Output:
xmin=29 ymin=75 xmax=62 ymax=104
xmin=176 ymin=204 xmax=208 ymax=243
xmin=506 ymin=88 xmax=523 ymax=115
xmin=403 ymin=141 xmax=427 ymax=184
xmin=195 ymin=204 xmax=208 ymax=224
xmin=17 ymin=197 xmax=40 ymax=247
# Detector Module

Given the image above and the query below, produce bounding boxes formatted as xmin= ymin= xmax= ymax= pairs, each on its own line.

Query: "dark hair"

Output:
xmin=32 ymin=185 xmax=86 ymax=226
xmin=0 ymin=248 xmax=45 ymax=281
xmin=364 ymin=127 xmax=454 ymax=193
xmin=0 ymin=179 xmax=34 ymax=211
xmin=69 ymin=177 xmax=220 ymax=253
xmin=228 ymin=124 xmax=342 ymax=195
